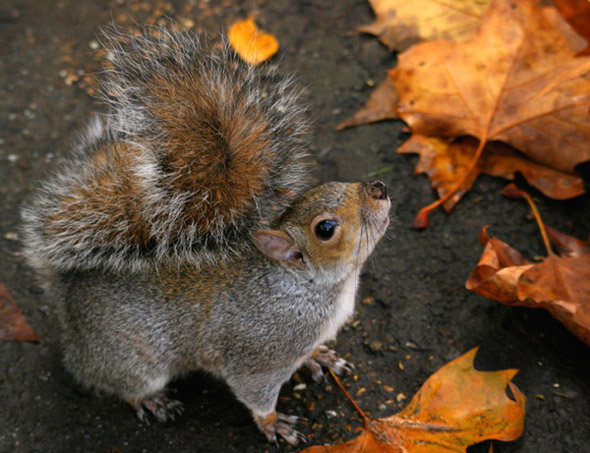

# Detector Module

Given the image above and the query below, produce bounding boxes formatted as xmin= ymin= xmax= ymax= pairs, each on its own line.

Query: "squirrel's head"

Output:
xmin=253 ymin=181 xmax=391 ymax=279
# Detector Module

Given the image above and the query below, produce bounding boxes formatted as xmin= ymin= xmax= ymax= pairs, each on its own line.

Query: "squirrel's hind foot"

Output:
xmin=256 ymin=412 xmax=307 ymax=446
xmin=130 ymin=392 xmax=184 ymax=424
xmin=305 ymin=345 xmax=354 ymax=383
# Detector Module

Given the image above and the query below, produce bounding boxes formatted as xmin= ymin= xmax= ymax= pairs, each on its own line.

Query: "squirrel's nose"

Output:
xmin=367 ymin=180 xmax=388 ymax=200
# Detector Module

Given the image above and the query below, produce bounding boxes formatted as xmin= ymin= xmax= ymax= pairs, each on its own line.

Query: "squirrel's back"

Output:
xmin=22 ymin=27 xmax=311 ymax=273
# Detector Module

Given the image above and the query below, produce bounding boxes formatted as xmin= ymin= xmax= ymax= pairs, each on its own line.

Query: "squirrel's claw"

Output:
xmin=130 ymin=392 xmax=184 ymax=423
xmin=256 ymin=411 xmax=307 ymax=446
xmin=275 ymin=412 xmax=307 ymax=446
xmin=305 ymin=345 xmax=354 ymax=382
xmin=276 ymin=422 xmax=307 ymax=446
xmin=277 ymin=413 xmax=307 ymax=424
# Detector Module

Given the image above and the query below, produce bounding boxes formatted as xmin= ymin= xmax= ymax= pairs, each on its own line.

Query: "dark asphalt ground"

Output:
xmin=1 ymin=1 xmax=589 ymax=452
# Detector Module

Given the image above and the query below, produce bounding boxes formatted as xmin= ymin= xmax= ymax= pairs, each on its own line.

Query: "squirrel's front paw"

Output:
xmin=130 ymin=391 xmax=184 ymax=423
xmin=305 ymin=345 xmax=354 ymax=383
xmin=255 ymin=412 xmax=307 ymax=446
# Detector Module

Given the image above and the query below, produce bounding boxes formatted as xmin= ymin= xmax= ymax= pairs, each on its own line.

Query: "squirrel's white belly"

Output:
xmin=317 ymin=270 xmax=359 ymax=346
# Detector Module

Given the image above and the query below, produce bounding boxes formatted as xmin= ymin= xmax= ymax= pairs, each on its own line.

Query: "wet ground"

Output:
xmin=1 ymin=1 xmax=589 ymax=452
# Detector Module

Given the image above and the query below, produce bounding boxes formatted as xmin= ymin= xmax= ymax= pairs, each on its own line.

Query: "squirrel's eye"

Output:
xmin=315 ymin=219 xmax=338 ymax=240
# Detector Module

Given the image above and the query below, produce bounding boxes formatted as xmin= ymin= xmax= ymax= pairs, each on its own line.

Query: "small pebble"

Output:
xmin=325 ymin=410 xmax=338 ymax=419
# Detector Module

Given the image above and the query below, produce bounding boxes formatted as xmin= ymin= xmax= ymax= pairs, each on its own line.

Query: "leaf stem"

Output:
xmin=328 ymin=369 xmax=368 ymax=429
xmin=519 ymin=190 xmax=554 ymax=256
xmin=414 ymin=136 xmax=487 ymax=229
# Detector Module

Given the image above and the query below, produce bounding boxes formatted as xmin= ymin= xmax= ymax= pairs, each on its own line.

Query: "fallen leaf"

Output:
xmin=391 ymin=0 xmax=590 ymax=227
xmin=359 ymin=0 xmax=491 ymax=52
xmin=393 ymin=0 xmax=590 ymax=170
xmin=0 ymin=283 xmax=40 ymax=342
xmin=228 ymin=17 xmax=279 ymax=65
xmin=398 ymin=135 xmax=585 ymax=211
xmin=348 ymin=3 xmax=582 ymax=132
xmin=552 ymin=0 xmax=590 ymax=56
xmin=302 ymin=348 xmax=525 ymax=452
xmin=337 ymin=77 xmax=399 ymax=130
xmin=466 ymin=185 xmax=590 ymax=345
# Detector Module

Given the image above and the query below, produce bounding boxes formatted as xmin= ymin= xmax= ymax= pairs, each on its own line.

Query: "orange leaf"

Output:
xmin=392 ymin=0 xmax=590 ymax=174
xmin=228 ymin=17 xmax=278 ymax=66
xmin=467 ymin=218 xmax=590 ymax=345
xmin=0 ymin=283 xmax=40 ymax=342
xmin=397 ymin=136 xmax=481 ymax=212
xmin=359 ymin=0 xmax=491 ymax=52
xmin=398 ymin=135 xmax=585 ymax=211
xmin=302 ymin=348 xmax=525 ymax=452
xmin=337 ymin=77 xmax=399 ymax=130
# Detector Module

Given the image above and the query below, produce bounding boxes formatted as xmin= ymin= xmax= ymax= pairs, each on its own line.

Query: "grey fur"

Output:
xmin=19 ymin=26 xmax=392 ymax=444
xmin=56 ymin=180 xmax=391 ymax=443
xmin=59 ymin=256 xmax=337 ymax=414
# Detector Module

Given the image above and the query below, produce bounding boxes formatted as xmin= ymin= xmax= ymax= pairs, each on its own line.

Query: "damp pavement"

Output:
xmin=1 ymin=1 xmax=589 ymax=452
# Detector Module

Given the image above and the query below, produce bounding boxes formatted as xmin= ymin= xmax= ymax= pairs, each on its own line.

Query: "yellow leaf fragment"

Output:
xmin=228 ymin=17 xmax=279 ymax=66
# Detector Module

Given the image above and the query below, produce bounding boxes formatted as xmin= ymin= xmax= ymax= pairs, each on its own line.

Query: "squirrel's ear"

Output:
xmin=253 ymin=230 xmax=306 ymax=269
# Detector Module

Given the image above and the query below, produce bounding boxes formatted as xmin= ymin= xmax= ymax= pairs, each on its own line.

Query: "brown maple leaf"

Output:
xmin=466 ymin=184 xmax=590 ymax=345
xmin=340 ymin=5 xmax=582 ymax=132
xmin=0 ymin=283 xmax=40 ymax=342
xmin=302 ymin=348 xmax=525 ymax=453
xmin=391 ymin=0 xmax=590 ymax=228
xmin=398 ymin=135 xmax=585 ymax=211
xmin=336 ymin=77 xmax=399 ymax=130
xmin=359 ymin=0 xmax=491 ymax=52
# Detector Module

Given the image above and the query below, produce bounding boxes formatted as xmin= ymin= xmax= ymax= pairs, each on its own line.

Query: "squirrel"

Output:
xmin=21 ymin=27 xmax=391 ymax=445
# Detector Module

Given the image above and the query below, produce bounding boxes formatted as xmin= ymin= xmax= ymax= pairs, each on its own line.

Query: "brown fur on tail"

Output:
xmin=21 ymin=27 xmax=312 ymax=273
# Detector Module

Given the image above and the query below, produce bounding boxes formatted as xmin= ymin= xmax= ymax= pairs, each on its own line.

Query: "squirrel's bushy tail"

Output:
xmin=22 ymin=27 xmax=311 ymax=273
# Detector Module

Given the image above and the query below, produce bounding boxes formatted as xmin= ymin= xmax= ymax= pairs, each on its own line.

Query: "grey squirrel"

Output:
xmin=21 ymin=27 xmax=391 ymax=445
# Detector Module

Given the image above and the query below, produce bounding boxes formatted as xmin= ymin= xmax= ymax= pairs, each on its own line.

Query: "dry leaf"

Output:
xmin=552 ymin=0 xmax=590 ymax=56
xmin=398 ymin=135 xmax=585 ymax=211
xmin=0 ymin=283 xmax=40 ymax=342
xmin=349 ymin=3 xmax=583 ymax=132
xmin=392 ymin=0 xmax=590 ymax=173
xmin=337 ymin=77 xmax=399 ymax=130
xmin=359 ymin=0 xmax=491 ymax=52
xmin=466 ymin=185 xmax=590 ymax=345
xmin=302 ymin=348 xmax=525 ymax=453
xmin=391 ymin=0 xmax=590 ymax=227
xmin=228 ymin=17 xmax=278 ymax=65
